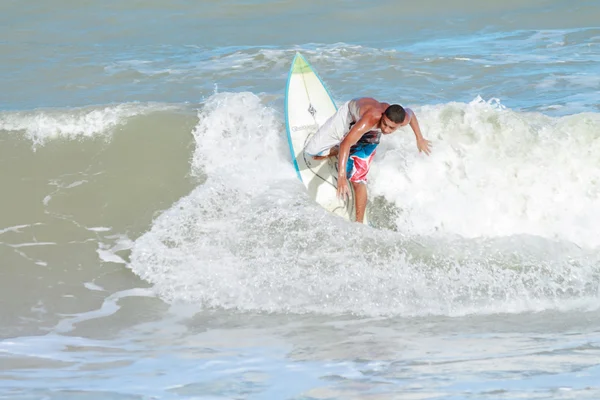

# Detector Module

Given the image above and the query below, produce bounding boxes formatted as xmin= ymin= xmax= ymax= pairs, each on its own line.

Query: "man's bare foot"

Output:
xmin=312 ymin=146 xmax=339 ymax=161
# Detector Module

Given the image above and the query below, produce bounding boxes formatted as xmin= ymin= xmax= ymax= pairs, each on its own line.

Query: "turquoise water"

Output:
xmin=2 ymin=1 xmax=600 ymax=398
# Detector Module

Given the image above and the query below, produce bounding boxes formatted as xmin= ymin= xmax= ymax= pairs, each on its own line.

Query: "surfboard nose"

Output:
xmin=291 ymin=52 xmax=311 ymax=75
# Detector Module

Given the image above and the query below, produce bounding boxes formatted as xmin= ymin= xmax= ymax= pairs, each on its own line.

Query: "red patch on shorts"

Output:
xmin=349 ymin=151 xmax=376 ymax=183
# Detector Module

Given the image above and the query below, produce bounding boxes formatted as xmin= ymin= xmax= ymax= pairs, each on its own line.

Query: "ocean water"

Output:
xmin=2 ymin=0 xmax=600 ymax=398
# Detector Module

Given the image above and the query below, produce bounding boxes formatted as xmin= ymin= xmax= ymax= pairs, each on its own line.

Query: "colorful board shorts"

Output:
xmin=346 ymin=143 xmax=378 ymax=183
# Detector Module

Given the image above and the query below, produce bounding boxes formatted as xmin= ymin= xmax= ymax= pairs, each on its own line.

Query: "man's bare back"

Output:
xmin=352 ymin=97 xmax=390 ymax=120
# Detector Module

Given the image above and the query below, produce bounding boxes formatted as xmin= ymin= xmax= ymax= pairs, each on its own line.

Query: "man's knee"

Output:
xmin=351 ymin=180 xmax=367 ymax=189
xmin=304 ymin=139 xmax=329 ymax=157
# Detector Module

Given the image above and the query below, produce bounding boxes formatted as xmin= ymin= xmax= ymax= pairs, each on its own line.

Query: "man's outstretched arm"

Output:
xmin=407 ymin=108 xmax=432 ymax=155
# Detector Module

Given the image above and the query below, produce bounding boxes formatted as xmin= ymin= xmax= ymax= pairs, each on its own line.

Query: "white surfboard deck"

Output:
xmin=284 ymin=52 xmax=367 ymax=223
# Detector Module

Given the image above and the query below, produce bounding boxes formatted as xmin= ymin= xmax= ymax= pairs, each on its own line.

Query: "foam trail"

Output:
xmin=53 ymin=288 xmax=155 ymax=334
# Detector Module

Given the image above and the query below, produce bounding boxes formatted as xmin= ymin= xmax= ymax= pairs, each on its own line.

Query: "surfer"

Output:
xmin=304 ymin=97 xmax=431 ymax=223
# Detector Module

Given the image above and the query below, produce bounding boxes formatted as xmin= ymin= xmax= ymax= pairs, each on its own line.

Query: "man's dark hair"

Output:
xmin=384 ymin=104 xmax=406 ymax=123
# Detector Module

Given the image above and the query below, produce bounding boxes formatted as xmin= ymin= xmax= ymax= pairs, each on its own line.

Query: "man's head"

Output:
xmin=380 ymin=104 xmax=408 ymax=134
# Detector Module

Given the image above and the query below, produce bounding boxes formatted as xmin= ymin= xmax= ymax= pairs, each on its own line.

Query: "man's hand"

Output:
xmin=337 ymin=178 xmax=351 ymax=201
xmin=407 ymin=110 xmax=432 ymax=156
xmin=417 ymin=138 xmax=432 ymax=155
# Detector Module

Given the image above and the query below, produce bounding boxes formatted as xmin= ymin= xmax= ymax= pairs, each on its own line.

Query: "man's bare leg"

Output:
xmin=351 ymin=181 xmax=367 ymax=223
xmin=312 ymin=146 xmax=339 ymax=161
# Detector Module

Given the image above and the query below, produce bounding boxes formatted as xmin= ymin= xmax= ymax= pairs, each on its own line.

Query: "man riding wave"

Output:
xmin=304 ymin=97 xmax=431 ymax=223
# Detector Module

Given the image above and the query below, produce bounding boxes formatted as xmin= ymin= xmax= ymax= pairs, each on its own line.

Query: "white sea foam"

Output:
xmin=190 ymin=91 xmax=290 ymax=182
xmin=0 ymin=102 xmax=180 ymax=145
xmin=129 ymin=92 xmax=600 ymax=317
xmin=0 ymin=223 xmax=43 ymax=235
xmin=83 ymin=282 xmax=105 ymax=291
xmin=97 ymin=234 xmax=134 ymax=265
xmin=103 ymin=43 xmax=398 ymax=83
xmin=371 ymin=96 xmax=600 ymax=247
xmin=53 ymin=288 xmax=155 ymax=334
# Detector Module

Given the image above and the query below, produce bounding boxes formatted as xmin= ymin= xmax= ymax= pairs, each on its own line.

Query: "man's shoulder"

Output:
xmin=362 ymin=107 xmax=383 ymax=120
xmin=355 ymin=98 xmax=385 ymax=119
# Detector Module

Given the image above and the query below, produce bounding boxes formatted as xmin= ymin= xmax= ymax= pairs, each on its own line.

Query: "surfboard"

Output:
xmin=284 ymin=52 xmax=363 ymax=223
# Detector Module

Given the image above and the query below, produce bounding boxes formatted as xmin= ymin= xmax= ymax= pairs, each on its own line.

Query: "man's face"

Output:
xmin=379 ymin=115 xmax=401 ymax=134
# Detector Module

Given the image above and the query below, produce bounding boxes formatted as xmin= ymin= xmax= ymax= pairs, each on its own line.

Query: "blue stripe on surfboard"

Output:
xmin=284 ymin=52 xmax=302 ymax=181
